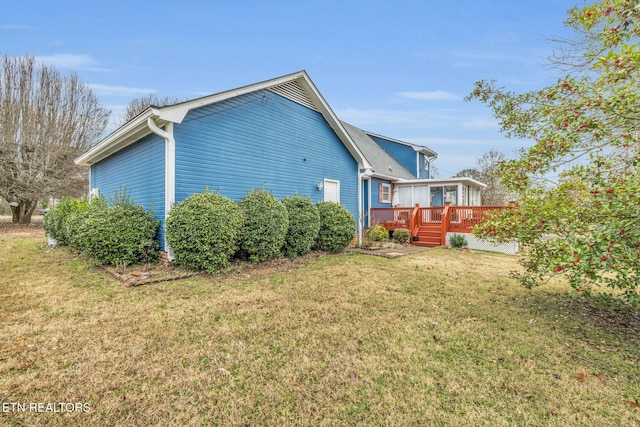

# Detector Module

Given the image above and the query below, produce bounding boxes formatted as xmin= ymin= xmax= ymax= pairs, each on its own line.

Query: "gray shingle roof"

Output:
xmin=341 ymin=122 xmax=416 ymax=180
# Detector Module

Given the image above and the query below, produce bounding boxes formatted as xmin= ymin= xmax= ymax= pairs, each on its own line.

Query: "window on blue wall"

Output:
xmin=379 ymin=183 xmax=392 ymax=203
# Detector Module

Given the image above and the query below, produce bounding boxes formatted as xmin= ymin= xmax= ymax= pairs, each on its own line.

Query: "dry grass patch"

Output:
xmin=1 ymin=234 xmax=639 ymax=426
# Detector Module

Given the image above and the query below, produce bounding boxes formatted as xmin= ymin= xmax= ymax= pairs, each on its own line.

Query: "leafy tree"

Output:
xmin=466 ymin=0 xmax=640 ymax=305
xmin=0 ymin=55 xmax=109 ymax=223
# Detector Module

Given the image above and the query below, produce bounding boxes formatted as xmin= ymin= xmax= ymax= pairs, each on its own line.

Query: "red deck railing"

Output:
xmin=369 ymin=207 xmax=414 ymax=230
xmin=370 ymin=205 xmax=507 ymax=235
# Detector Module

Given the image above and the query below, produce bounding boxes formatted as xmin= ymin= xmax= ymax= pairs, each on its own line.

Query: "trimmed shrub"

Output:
xmin=450 ymin=233 xmax=468 ymax=248
xmin=392 ymin=228 xmax=411 ymax=244
xmin=282 ymin=195 xmax=320 ymax=258
xmin=315 ymin=201 xmax=356 ymax=253
xmin=73 ymin=201 xmax=159 ymax=266
xmin=43 ymin=197 xmax=90 ymax=245
xmin=165 ymin=192 xmax=244 ymax=273
xmin=65 ymin=198 xmax=102 ymax=251
xmin=365 ymin=224 xmax=389 ymax=242
xmin=238 ymin=189 xmax=289 ymax=263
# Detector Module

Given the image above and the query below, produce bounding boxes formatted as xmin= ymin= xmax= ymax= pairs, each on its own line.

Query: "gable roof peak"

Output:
xmin=76 ymin=70 xmax=371 ymax=170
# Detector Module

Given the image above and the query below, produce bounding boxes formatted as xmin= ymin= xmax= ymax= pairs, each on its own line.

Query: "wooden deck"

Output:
xmin=370 ymin=205 xmax=507 ymax=247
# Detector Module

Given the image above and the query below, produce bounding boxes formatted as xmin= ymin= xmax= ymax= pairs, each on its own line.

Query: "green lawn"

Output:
xmin=1 ymin=231 xmax=639 ymax=426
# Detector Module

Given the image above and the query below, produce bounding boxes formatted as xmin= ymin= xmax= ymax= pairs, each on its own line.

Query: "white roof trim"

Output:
xmin=364 ymin=130 xmax=437 ymax=158
xmin=76 ymin=70 xmax=371 ymax=170
xmin=394 ymin=177 xmax=487 ymax=189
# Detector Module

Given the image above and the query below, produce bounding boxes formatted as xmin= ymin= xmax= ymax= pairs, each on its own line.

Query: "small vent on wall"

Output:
xmin=269 ymin=81 xmax=319 ymax=111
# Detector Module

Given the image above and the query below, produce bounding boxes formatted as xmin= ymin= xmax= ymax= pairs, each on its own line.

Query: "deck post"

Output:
xmin=410 ymin=203 xmax=420 ymax=241
xmin=440 ymin=203 xmax=451 ymax=246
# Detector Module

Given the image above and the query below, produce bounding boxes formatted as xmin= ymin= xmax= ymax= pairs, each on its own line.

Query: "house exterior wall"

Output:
xmin=90 ymin=132 xmax=165 ymax=242
xmin=370 ymin=177 xmax=393 ymax=209
xmin=173 ymin=90 xmax=359 ymax=220
xmin=418 ymin=152 xmax=430 ymax=179
xmin=370 ymin=135 xmax=417 ymax=177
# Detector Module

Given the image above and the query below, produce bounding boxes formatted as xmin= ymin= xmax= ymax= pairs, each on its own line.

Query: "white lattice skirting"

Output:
xmin=446 ymin=232 xmax=519 ymax=255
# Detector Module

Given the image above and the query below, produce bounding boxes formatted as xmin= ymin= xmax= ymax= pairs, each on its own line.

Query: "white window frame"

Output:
xmin=380 ymin=183 xmax=392 ymax=203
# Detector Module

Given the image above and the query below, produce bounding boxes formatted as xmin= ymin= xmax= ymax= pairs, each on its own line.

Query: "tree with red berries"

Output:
xmin=467 ymin=0 xmax=640 ymax=305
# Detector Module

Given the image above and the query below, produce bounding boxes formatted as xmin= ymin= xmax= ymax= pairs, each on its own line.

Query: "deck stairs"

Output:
xmin=412 ymin=223 xmax=442 ymax=247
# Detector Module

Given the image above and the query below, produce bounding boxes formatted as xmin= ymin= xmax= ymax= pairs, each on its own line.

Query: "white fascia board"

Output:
xmin=75 ymin=109 xmax=156 ymax=166
xmin=370 ymin=172 xmax=406 ymax=182
xmin=75 ymin=70 xmax=374 ymax=171
xmin=364 ymin=130 xmax=438 ymax=158
xmin=394 ymin=177 xmax=487 ymax=189
xmin=295 ymin=73 xmax=372 ymax=172
xmin=75 ymin=72 xmax=312 ymax=167
xmin=158 ymin=71 xmax=313 ymax=122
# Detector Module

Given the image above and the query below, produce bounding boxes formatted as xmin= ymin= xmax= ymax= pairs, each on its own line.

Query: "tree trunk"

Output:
xmin=9 ymin=200 xmax=37 ymax=224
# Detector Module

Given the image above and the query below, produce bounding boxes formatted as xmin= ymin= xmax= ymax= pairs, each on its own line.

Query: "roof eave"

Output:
xmin=295 ymin=74 xmax=372 ymax=171
xmin=75 ymin=109 xmax=157 ymax=166
xmin=75 ymin=70 xmax=373 ymax=170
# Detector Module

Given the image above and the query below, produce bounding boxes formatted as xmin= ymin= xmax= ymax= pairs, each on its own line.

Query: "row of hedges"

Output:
xmin=44 ymin=196 xmax=160 ymax=267
xmin=165 ymin=190 xmax=355 ymax=273
xmin=44 ymin=190 xmax=356 ymax=274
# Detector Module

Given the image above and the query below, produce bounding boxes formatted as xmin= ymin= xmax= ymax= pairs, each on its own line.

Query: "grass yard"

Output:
xmin=1 ymin=230 xmax=640 ymax=426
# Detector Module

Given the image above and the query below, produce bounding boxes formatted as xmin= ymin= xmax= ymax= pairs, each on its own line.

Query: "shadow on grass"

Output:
xmin=518 ymin=289 xmax=640 ymax=357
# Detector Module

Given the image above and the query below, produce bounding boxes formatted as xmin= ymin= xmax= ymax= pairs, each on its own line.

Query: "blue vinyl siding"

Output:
xmin=370 ymin=178 xmax=393 ymax=209
xmin=370 ymin=136 xmax=417 ymax=177
xmin=418 ymin=152 xmax=430 ymax=179
xmin=174 ymin=90 xmax=359 ymax=221
xmin=90 ymin=133 xmax=165 ymax=244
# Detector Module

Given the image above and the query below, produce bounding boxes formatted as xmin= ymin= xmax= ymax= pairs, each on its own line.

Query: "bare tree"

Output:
xmin=117 ymin=93 xmax=183 ymax=126
xmin=454 ymin=150 xmax=514 ymax=205
xmin=452 ymin=167 xmax=483 ymax=182
xmin=0 ymin=54 xmax=109 ymax=223
xmin=476 ymin=150 xmax=513 ymax=205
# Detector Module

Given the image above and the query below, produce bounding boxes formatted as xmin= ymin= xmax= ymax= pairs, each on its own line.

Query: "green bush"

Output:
xmin=315 ymin=201 xmax=356 ymax=253
xmin=450 ymin=234 xmax=468 ymax=248
xmin=365 ymin=225 xmax=389 ymax=242
xmin=73 ymin=201 xmax=159 ymax=266
xmin=43 ymin=197 xmax=89 ymax=245
xmin=238 ymin=189 xmax=289 ymax=263
xmin=65 ymin=198 xmax=102 ymax=251
xmin=282 ymin=195 xmax=320 ymax=258
xmin=392 ymin=228 xmax=411 ymax=244
xmin=165 ymin=192 xmax=244 ymax=273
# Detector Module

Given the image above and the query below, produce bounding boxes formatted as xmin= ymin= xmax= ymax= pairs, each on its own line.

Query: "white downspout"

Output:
xmin=357 ymin=166 xmax=373 ymax=245
xmin=148 ymin=117 xmax=176 ymax=261
xmin=357 ymin=167 xmax=364 ymax=245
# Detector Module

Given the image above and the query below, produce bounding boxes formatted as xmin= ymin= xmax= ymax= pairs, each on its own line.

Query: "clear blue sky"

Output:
xmin=3 ymin=0 xmax=579 ymax=177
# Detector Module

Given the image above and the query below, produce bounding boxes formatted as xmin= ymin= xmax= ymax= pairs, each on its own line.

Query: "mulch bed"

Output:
xmin=103 ymin=252 xmax=327 ymax=288
xmin=1 ymin=218 xmax=334 ymax=287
